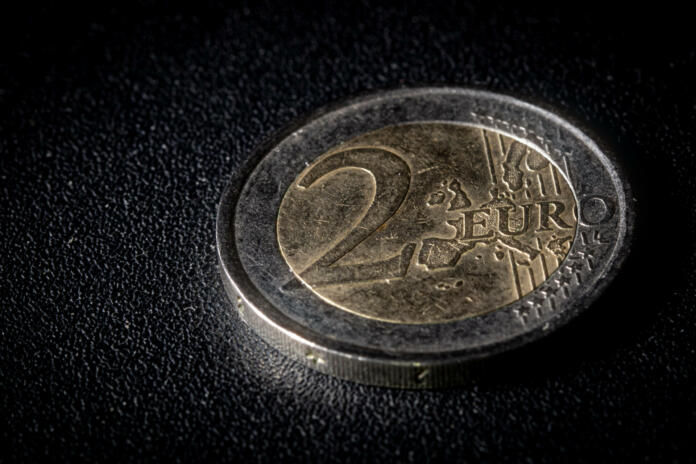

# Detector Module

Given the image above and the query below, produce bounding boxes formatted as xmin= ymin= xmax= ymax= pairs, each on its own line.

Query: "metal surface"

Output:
xmin=216 ymin=87 xmax=632 ymax=388
xmin=276 ymin=123 xmax=577 ymax=323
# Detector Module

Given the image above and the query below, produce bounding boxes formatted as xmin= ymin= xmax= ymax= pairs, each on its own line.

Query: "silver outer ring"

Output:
xmin=216 ymin=87 xmax=633 ymax=388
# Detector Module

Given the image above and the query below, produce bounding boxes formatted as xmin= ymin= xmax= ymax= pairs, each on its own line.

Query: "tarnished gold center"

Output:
xmin=277 ymin=123 xmax=577 ymax=324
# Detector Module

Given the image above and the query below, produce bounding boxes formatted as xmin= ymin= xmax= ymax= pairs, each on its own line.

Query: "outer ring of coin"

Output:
xmin=217 ymin=87 xmax=633 ymax=388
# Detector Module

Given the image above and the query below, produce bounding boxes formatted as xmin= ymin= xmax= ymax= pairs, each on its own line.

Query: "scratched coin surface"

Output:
xmin=276 ymin=123 xmax=577 ymax=324
xmin=217 ymin=87 xmax=632 ymax=388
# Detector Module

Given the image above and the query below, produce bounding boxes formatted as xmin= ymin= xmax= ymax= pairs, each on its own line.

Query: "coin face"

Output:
xmin=276 ymin=123 xmax=577 ymax=324
xmin=217 ymin=88 xmax=632 ymax=388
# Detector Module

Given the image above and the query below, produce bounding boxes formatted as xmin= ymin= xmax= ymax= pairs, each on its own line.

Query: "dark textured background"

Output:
xmin=1 ymin=1 xmax=695 ymax=462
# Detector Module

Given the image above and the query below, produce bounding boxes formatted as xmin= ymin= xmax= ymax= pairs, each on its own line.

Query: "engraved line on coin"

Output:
xmin=481 ymin=128 xmax=497 ymax=185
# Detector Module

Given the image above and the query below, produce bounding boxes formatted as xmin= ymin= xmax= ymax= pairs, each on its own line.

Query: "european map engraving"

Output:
xmin=276 ymin=123 xmax=578 ymax=324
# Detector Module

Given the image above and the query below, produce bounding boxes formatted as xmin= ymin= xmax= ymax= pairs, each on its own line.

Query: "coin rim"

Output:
xmin=216 ymin=86 xmax=634 ymax=388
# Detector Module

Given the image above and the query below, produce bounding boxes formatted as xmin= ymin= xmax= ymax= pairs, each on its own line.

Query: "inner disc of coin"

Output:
xmin=276 ymin=123 xmax=577 ymax=324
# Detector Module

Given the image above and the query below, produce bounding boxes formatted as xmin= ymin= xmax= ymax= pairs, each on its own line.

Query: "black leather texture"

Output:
xmin=2 ymin=2 xmax=695 ymax=462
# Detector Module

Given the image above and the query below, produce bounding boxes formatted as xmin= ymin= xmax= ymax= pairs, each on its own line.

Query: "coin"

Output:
xmin=217 ymin=87 xmax=632 ymax=388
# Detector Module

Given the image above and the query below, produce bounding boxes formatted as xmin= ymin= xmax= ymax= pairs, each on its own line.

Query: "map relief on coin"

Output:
xmin=277 ymin=123 xmax=577 ymax=324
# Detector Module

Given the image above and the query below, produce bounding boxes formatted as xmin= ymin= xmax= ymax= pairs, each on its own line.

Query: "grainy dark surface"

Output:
xmin=1 ymin=1 xmax=695 ymax=462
